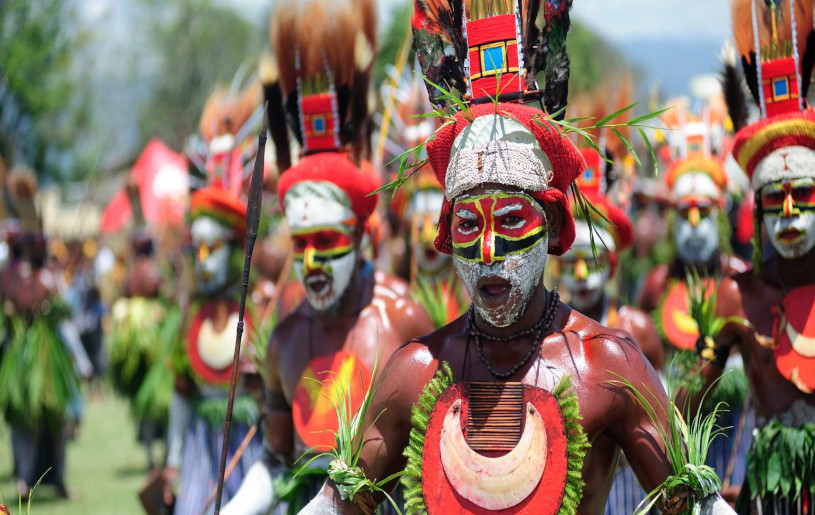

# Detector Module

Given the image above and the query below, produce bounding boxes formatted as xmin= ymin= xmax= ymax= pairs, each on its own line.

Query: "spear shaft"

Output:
xmin=213 ymin=106 xmax=268 ymax=514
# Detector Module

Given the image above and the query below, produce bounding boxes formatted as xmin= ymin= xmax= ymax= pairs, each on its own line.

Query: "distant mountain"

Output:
xmin=616 ymin=38 xmax=724 ymax=97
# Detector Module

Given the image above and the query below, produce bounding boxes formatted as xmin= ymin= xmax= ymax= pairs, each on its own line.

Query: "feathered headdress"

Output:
xmin=731 ymin=0 xmax=814 ymax=118
xmin=729 ymin=0 xmax=815 ymax=271
xmin=186 ymin=74 xmax=263 ymax=195
xmin=410 ymin=1 xmax=583 ymax=256
xmin=412 ymin=0 xmax=573 ymax=115
xmin=266 ymin=0 xmax=382 ymax=229
xmin=264 ymin=0 xmax=376 ymax=167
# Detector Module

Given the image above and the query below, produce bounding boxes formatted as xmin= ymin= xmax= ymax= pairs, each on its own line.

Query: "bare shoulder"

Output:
xmin=559 ymin=306 xmax=654 ymax=381
xmin=638 ymin=264 xmax=669 ymax=310
xmin=371 ymin=271 xmax=435 ymax=339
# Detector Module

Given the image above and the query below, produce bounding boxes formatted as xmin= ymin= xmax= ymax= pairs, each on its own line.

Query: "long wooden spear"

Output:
xmin=213 ymin=106 xmax=268 ymax=514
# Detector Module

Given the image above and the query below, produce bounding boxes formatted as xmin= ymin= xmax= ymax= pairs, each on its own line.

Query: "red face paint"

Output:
xmin=451 ymin=192 xmax=547 ymax=264
xmin=291 ymin=227 xmax=354 ymax=273
xmin=762 ymin=178 xmax=815 ymax=218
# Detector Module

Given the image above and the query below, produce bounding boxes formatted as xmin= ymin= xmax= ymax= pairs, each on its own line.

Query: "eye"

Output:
xmin=317 ymin=234 xmax=337 ymax=247
xmin=698 ymin=204 xmax=713 ymax=217
xmin=501 ymin=215 xmax=525 ymax=228
xmin=292 ymin=237 xmax=307 ymax=252
xmin=792 ymin=183 xmax=815 ymax=201
xmin=456 ymin=219 xmax=478 ymax=232
xmin=762 ymin=189 xmax=785 ymax=204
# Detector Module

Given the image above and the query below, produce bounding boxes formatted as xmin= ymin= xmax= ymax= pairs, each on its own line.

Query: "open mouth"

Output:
xmin=305 ymin=272 xmax=332 ymax=297
xmin=777 ymin=227 xmax=805 ymax=243
xmin=476 ymin=275 xmax=512 ymax=307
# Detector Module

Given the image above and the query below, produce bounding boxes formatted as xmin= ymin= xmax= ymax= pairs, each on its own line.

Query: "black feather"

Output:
xmin=264 ymin=82 xmax=291 ymax=172
xmin=801 ymin=30 xmax=815 ymax=102
xmin=721 ymin=62 xmax=749 ymax=133
xmin=523 ymin=0 xmax=543 ymax=90
xmin=742 ymin=53 xmax=760 ymax=107
xmin=285 ymin=93 xmax=302 ymax=146
xmin=347 ymin=71 xmax=371 ymax=165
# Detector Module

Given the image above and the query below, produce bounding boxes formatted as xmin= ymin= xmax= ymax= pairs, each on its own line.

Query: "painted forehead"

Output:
xmin=453 ymin=189 xmax=542 ymax=208
xmin=284 ymin=180 xmax=356 ymax=230
xmin=191 ymin=216 xmax=231 ymax=243
xmin=671 ymin=172 xmax=721 ymax=201
xmin=568 ymin=221 xmax=615 ymax=253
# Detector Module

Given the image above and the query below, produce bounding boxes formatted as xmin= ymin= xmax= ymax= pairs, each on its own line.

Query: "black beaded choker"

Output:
xmin=467 ymin=289 xmax=560 ymax=379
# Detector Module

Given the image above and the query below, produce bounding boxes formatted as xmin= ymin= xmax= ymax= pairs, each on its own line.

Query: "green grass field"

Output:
xmin=0 ymin=389 xmax=154 ymax=514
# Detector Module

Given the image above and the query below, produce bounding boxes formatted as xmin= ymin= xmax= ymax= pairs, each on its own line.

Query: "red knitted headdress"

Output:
xmin=428 ymin=103 xmax=585 ymax=256
xmin=190 ymin=186 xmax=247 ymax=242
xmin=732 ymin=109 xmax=815 ymax=187
xmin=277 ymin=153 xmax=381 ymax=225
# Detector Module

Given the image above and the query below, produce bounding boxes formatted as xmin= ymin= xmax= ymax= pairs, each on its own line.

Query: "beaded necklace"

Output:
xmin=467 ymin=289 xmax=560 ymax=379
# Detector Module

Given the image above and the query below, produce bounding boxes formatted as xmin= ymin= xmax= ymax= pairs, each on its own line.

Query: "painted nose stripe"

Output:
xmin=452 ymin=230 xmax=547 ymax=262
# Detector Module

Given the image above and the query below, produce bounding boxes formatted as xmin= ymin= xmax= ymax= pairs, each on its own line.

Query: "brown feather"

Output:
xmin=198 ymin=81 xmax=262 ymax=142
xmin=271 ymin=3 xmax=300 ymax=97
xmin=732 ymin=0 xmax=812 ymax=59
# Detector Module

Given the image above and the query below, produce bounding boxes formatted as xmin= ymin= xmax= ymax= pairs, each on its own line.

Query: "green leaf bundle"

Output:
xmin=0 ymin=303 xmax=79 ymax=430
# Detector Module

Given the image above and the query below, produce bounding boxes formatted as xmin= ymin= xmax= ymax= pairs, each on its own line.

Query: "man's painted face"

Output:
xmin=191 ymin=217 xmax=234 ymax=295
xmin=413 ymin=189 xmax=449 ymax=276
xmin=673 ymin=196 xmax=720 ymax=265
xmin=451 ymin=190 xmax=548 ymax=327
xmin=284 ymin=181 xmax=360 ymax=312
xmin=560 ymin=222 xmax=612 ymax=311
xmin=291 ymin=225 xmax=357 ymax=311
xmin=761 ymin=177 xmax=815 ymax=259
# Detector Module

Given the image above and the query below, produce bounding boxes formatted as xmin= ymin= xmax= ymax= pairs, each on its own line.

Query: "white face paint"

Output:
xmin=760 ymin=177 xmax=815 ymax=259
xmin=674 ymin=213 xmax=720 ymax=264
xmin=560 ymin=222 xmax=613 ymax=312
xmin=764 ymin=213 xmax=815 ymax=259
xmin=191 ymin=216 xmax=233 ymax=295
xmin=285 ymin=181 xmax=360 ymax=312
xmin=450 ymin=190 xmax=549 ymax=328
xmin=671 ymin=172 xmax=722 ymax=265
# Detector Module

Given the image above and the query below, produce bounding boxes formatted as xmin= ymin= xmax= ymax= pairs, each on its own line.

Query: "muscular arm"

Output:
xmin=264 ymin=327 xmax=294 ymax=463
xmin=604 ymin=335 xmax=674 ymax=501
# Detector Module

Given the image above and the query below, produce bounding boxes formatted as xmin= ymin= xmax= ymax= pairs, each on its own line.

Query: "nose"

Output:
xmin=197 ymin=244 xmax=209 ymax=263
xmin=303 ymin=246 xmax=319 ymax=273
xmin=688 ymin=206 xmax=701 ymax=227
xmin=575 ymin=258 xmax=588 ymax=281
xmin=783 ymin=190 xmax=798 ymax=218
xmin=480 ymin=219 xmax=496 ymax=265
xmin=420 ymin=216 xmax=437 ymax=243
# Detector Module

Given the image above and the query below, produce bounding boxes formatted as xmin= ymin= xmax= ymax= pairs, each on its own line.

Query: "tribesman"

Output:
xmin=301 ymin=1 xmax=733 ymax=513
xmin=558 ymin=148 xmax=664 ymax=514
xmin=0 ymin=168 xmax=91 ymax=499
xmin=378 ymin=70 xmax=467 ymax=326
xmin=221 ymin=1 xmax=433 ymax=513
xmin=108 ymin=177 xmax=179 ymax=470
xmin=692 ymin=0 xmax=815 ymax=511
xmin=161 ymin=79 xmax=265 ymax=513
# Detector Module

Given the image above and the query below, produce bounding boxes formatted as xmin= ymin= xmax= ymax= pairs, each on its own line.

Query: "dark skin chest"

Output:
xmin=717 ymin=267 xmax=815 ymax=418
xmin=265 ymin=270 xmax=433 ymax=460
xmin=338 ymin=296 xmax=673 ymax=515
